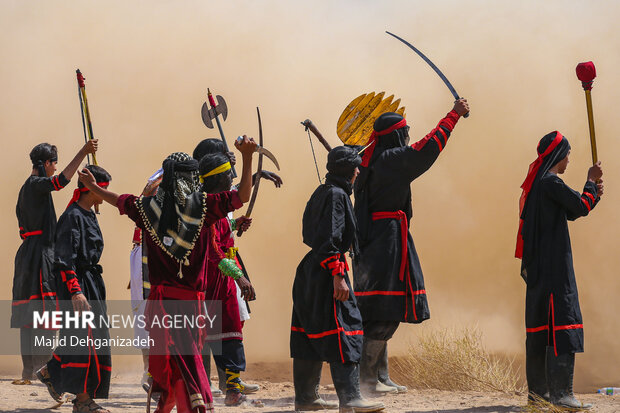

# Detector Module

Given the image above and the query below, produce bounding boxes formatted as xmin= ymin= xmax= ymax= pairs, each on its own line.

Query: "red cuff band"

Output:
xmin=65 ymin=277 xmax=81 ymax=294
xmin=320 ymin=254 xmax=347 ymax=276
xmin=327 ymin=260 xmax=346 ymax=277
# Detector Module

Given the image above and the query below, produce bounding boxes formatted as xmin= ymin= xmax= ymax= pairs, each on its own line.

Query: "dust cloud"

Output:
xmin=1 ymin=0 xmax=618 ymax=390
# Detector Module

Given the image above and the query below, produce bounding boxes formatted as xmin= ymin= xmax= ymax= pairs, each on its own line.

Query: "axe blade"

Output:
xmin=216 ymin=95 xmax=228 ymax=121
xmin=201 ymin=102 xmax=214 ymax=129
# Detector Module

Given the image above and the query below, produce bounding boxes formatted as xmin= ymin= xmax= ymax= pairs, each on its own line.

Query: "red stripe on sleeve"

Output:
xmin=581 ymin=197 xmax=592 ymax=211
xmin=55 ymin=175 xmax=66 ymax=189
xmin=432 ymin=135 xmax=443 ymax=151
xmin=437 ymin=127 xmax=448 ymax=144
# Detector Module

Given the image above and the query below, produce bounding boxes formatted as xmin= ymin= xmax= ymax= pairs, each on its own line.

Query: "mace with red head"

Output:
xmin=576 ymin=61 xmax=598 ymax=164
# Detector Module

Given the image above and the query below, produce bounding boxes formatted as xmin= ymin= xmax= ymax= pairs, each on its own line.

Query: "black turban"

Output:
xmin=327 ymin=146 xmax=362 ymax=179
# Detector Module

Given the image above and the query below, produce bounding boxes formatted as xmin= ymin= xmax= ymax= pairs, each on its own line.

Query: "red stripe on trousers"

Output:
xmin=355 ymin=290 xmax=426 ymax=296
xmin=12 ymin=294 xmax=42 ymax=306
xmin=526 ymin=325 xmax=548 ymax=333
xmin=333 ymin=299 xmax=345 ymax=363
xmin=550 ymin=294 xmax=557 ymax=356
xmin=62 ymin=362 xmax=90 ymax=369
xmin=291 ymin=326 xmax=364 ymax=339
xmin=527 ymin=324 xmax=584 ymax=333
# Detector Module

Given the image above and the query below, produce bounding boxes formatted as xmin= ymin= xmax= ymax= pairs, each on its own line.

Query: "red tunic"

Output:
xmin=204 ymin=217 xmax=243 ymax=342
xmin=117 ymin=191 xmax=242 ymax=410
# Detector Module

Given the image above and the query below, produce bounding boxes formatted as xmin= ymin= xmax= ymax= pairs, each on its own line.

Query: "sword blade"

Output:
xmin=386 ymin=31 xmax=460 ymax=100
xmin=256 ymin=147 xmax=280 ymax=171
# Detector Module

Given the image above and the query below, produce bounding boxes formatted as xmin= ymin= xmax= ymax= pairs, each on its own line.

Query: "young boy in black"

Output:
xmin=12 ymin=140 xmax=97 ymax=384
xmin=37 ymin=165 xmax=112 ymax=413
xmin=291 ymin=146 xmax=384 ymax=412
xmin=517 ymin=131 xmax=603 ymax=410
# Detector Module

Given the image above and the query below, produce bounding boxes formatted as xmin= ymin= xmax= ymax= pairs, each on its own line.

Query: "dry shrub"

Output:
xmin=391 ymin=326 xmax=525 ymax=394
xmin=520 ymin=394 xmax=566 ymax=413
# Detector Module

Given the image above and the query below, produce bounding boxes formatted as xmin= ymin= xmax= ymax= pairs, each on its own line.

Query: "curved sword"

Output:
xmin=237 ymin=107 xmax=264 ymax=237
xmin=386 ymin=31 xmax=469 ymax=118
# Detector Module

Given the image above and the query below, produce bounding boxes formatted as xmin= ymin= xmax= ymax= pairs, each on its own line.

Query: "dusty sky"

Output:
xmin=1 ymin=0 xmax=618 ymax=388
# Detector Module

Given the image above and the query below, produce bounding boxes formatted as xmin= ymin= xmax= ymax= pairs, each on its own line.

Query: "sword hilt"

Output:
xmin=457 ymin=97 xmax=470 ymax=118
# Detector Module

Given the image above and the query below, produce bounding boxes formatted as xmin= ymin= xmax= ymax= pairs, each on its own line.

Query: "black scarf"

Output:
xmin=137 ymin=153 xmax=205 ymax=267
xmin=519 ymin=131 xmax=570 ymax=270
xmin=325 ymin=173 xmax=360 ymax=258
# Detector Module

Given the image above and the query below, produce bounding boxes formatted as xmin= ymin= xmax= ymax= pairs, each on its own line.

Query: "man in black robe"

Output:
xmin=353 ymin=99 xmax=469 ymax=394
xmin=291 ymin=146 xmax=384 ymax=412
xmin=12 ymin=140 xmax=97 ymax=384
xmin=516 ymin=131 xmax=603 ymax=410
xmin=37 ymin=164 xmax=112 ymax=413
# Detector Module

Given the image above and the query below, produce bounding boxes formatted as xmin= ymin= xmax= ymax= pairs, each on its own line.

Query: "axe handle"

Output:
xmin=214 ymin=114 xmax=238 ymax=178
xmin=584 ymin=90 xmax=598 ymax=164
xmin=303 ymin=119 xmax=332 ymax=152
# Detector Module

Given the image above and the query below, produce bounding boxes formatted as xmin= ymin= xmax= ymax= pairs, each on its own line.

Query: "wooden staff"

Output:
xmin=301 ymin=119 xmax=332 ymax=152
xmin=76 ymin=69 xmax=100 ymax=213
xmin=576 ymin=61 xmax=598 ymax=163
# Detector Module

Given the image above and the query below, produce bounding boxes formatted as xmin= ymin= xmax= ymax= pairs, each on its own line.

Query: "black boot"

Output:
xmin=360 ymin=338 xmax=397 ymax=395
xmin=526 ymin=349 xmax=548 ymax=402
xmin=377 ymin=341 xmax=407 ymax=393
xmin=547 ymin=349 xmax=592 ymax=410
xmin=330 ymin=362 xmax=385 ymax=413
xmin=294 ymin=359 xmax=338 ymax=411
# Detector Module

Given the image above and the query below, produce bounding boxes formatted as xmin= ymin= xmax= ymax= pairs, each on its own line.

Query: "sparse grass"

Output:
xmin=520 ymin=394 xmax=566 ymax=413
xmin=391 ymin=326 xmax=526 ymax=395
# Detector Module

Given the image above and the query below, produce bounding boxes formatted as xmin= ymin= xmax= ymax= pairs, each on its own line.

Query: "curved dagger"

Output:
xmin=386 ymin=31 xmax=469 ymax=118
xmin=237 ymin=107 xmax=264 ymax=237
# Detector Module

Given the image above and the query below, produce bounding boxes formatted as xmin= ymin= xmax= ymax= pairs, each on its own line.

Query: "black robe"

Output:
xmin=353 ymin=111 xmax=460 ymax=324
xmin=291 ymin=176 xmax=364 ymax=363
xmin=523 ymin=173 xmax=598 ymax=356
xmin=12 ymin=174 xmax=69 ymax=328
xmin=46 ymin=203 xmax=111 ymax=398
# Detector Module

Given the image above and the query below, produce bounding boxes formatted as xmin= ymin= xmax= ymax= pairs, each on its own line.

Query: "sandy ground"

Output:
xmin=0 ymin=362 xmax=617 ymax=413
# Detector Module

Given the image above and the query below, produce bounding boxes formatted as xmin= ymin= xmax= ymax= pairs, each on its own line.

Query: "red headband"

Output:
xmin=361 ymin=118 xmax=408 ymax=167
xmin=66 ymin=182 xmax=109 ymax=210
xmin=515 ymin=132 xmax=563 ymax=258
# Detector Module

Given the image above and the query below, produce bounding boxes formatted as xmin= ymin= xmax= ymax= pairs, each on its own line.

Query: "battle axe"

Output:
xmin=201 ymin=88 xmax=237 ymax=178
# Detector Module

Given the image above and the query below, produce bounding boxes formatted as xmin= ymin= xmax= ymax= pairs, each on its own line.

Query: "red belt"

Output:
xmin=372 ymin=211 xmax=408 ymax=282
xmin=372 ymin=210 xmax=419 ymax=321
xmin=152 ymin=284 xmax=205 ymax=301
xmin=19 ymin=227 xmax=42 ymax=240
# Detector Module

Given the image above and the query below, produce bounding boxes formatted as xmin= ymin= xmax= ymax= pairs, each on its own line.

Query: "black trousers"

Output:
xmin=203 ymin=339 xmax=246 ymax=372
xmin=363 ymin=320 xmax=400 ymax=341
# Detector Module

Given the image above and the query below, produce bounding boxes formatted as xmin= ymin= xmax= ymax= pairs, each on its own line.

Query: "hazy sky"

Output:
xmin=1 ymin=0 xmax=618 ymax=388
